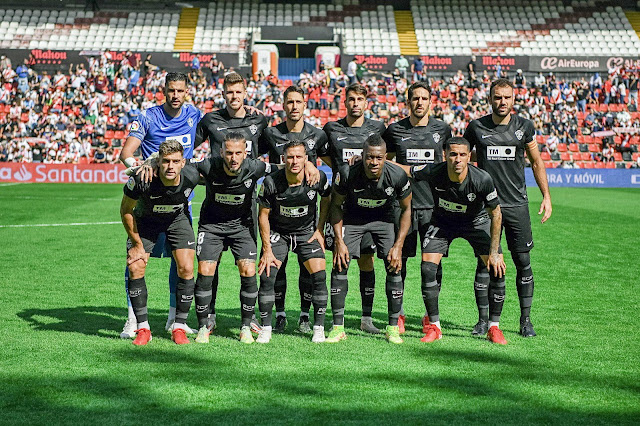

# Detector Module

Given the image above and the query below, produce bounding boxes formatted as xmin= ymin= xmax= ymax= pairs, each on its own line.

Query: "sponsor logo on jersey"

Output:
xmin=487 ymin=145 xmax=516 ymax=161
xmin=438 ymin=198 xmax=468 ymax=213
xmin=167 ymin=134 xmax=192 ymax=149
xmin=215 ymin=193 xmax=245 ymax=205
xmin=126 ymin=177 xmax=135 ymax=190
xmin=275 ymin=141 xmax=287 ymax=147
xmin=184 ymin=188 xmax=192 ymax=198
xmin=357 ymin=198 xmax=387 ymax=208
xmin=187 ymin=117 xmax=194 ymax=127
xmin=130 ymin=121 xmax=140 ymax=132
xmin=406 ymin=148 xmax=435 ymax=163
xmin=153 ymin=204 xmax=183 ymax=213
xmin=244 ymin=179 xmax=252 ymax=188
xmin=385 ymin=187 xmax=394 ymax=196
xmin=249 ymin=124 xmax=258 ymax=135
xmin=467 ymin=192 xmax=476 ymax=201
xmin=342 ymin=148 xmax=362 ymax=162
xmin=280 ymin=205 xmax=309 ymax=218
xmin=486 ymin=190 xmax=498 ymax=201
xmin=279 ymin=154 xmax=285 ymax=164
xmin=433 ymin=133 xmax=441 ymax=144
xmin=270 ymin=232 xmax=280 ymax=243
xmin=307 ymin=190 xmax=316 ymax=200
xmin=515 ymin=129 xmax=524 ymax=141
xmin=337 ymin=136 xmax=348 ymax=141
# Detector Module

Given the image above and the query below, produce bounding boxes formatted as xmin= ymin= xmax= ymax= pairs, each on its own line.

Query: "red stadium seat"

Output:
xmin=377 ymin=95 xmax=387 ymax=103
xmin=536 ymin=135 xmax=545 ymax=143
xmin=571 ymin=153 xmax=582 ymax=162
xmin=544 ymin=161 xmax=554 ymax=169
xmin=310 ymin=109 xmax=320 ymax=117
xmin=320 ymin=117 xmax=329 ymax=126
xmin=320 ymin=109 xmax=329 ymax=118
xmin=20 ymin=113 xmax=28 ymax=123
xmin=557 ymin=143 xmax=567 ymax=152
xmin=114 ymin=130 xmax=125 ymax=139
xmin=588 ymin=144 xmax=599 ymax=152
xmin=633 ymin=153 xmax=640 ymax=161
xmin=78 ymin=156 xmax=89 ymax=164
xmin=581 ymin=152 xmax=593 ymax=161
xmin=387 ymin=95 xmax=397 ymax=103
xmin=540 ymin=151 xmax=551 ymax=161
xmin=583 ymin=161 xmax=594 ymax=169
xmin=560 ymin=152 xmax=571 ymax=161
xmin=614 ymin=152 xmax=623 ymax=162
xmin=568 ymin=143 xmax=579 ymax=152
xmin=595 ymin=162 xmax=606 ymax=169
xmin=105 ymin=130 xmax=114 ymax=140
xmin=606 ymin=162 xmax=616 ymax=169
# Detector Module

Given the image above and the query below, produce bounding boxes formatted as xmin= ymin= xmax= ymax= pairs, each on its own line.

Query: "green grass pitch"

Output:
xmin=0 ymin=183 xmax=638 ymax=425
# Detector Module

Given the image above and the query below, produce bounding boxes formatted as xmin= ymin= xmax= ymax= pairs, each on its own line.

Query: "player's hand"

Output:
xmin=127 ymin=244 xmax=147 ymax=266
xmin=387 ymin=244 xmax=403 ymax=273
xmin=245 ymin=105 xmax=264 ymax=116
xmin=348 ymin=154 xmax=362 ymax=165
xmin=304 ymin=161 xmax=320 ymax=186
xmin=539 ymin=197 xmax=552 ymax=223
xmin=333 ymin=240 xmax=350 ymax=272
xmin=308 ymin=230 xmax=325 ymax=252
xmin=486 ymin=252 xmax=506 ymax=278
xmin=136 ymin=164 xmax=156 ymax=183
xmin=258 ymin=249 xmax=281 ymax=277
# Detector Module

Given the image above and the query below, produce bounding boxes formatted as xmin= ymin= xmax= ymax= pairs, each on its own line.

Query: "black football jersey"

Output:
xmin=383 ymin=116 xmax=452 ymax=209
xmin=196 ymin=109 xmax=268 ymax=159
xmin=334 ymin=162 xmax=411 ymax=225
xmin=123 ymin=166 xmax=200 ymax=224
xmin=412 ymin=162 xmax=499 ymax=227
xmin=258 ymin=121 xmax=329 ymax=165
xmin=463 ymin=114 xmax=535 ymax=208
xmin=323 ymin=118 xmax=386 ymax=169
xmin=193 ymin=157 xmax=272 ymax=226
xmin=258 ymin=169 xmax=331 ymax=235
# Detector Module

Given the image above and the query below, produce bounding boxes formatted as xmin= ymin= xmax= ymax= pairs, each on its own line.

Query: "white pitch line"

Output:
xmin=0 ymin=215 xmax=200 ymax=229
xmin=0 ymin=182 xmax=29 ymax=187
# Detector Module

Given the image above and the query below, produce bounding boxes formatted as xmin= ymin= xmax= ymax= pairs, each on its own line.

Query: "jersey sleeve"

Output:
xmin=382 ymin=124 xmax=397 ymax=154
xmin=318 ymin=171 xmax=331 ymax=197
xmin=123 ymin=175 xmax=141 ymax=199
xmin=127 ymin=110 xmax=150 ymax=141
xmin=191 ymin=157 xmax=211 ymax=176
xmin=480 ymin=172 xmax=500 ymax=209
xmin=442 ymin=122 xmax=454 ymax=143
xmin=395 ymin=169 xmax=411 ymax=201
xmin=375 ymin=120 xmax=387 ymax=136
xmin=315 ymin=129 xmax=330 ymax=158
xmin=462 ymin=121 xmax=478 ymax=149
xmin=195 ymin=115 xmax=210 ymax=148
xmin=410 ymin=163 xmax=433 ymax=181
xmin=524 ymin=119 xmax=536 ymax=144
xmin=258 ymin=128 xmax=270 ymax=156
xmin=248 ymin=158 xmax=271 ymax=178
xmin=333 ymin=165 xmax=348 ymax=196
xmin=257 ymin=176 xmax=274 ymax=208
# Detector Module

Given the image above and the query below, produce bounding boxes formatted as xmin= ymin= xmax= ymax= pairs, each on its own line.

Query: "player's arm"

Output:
xmin=120 ymin=195 xmax=145 ymax=266
xmin=329 ymin=189 xmax=349 ymax=272
xmin=257 ymin=204 xmax=280 ymax=277
xmin=525 ymin=140 xmax=552 ymax=223
xmin=388 ymin=178 xmax=412 ymax=273
xmin=485 ymin=204 xmax=506 ymax=278
xmin=120 ymin=136 xmax=142 ymax=167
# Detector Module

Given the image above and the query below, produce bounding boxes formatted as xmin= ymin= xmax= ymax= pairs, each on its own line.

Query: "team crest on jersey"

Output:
xmin=249 ymin=124 xmax=258 ymax=135
xmin=467 ymin=193 xmax=476 ymax=201
xmin=385 ymin=187 xmax=394 ymax=196
xmin=306 ymin=138 xmax=316 ymax=150
xmin=433 ymin=133 xmax=441 ymax=144
xmin=515 ymin=129 xmax=524 ymax=141
xmin=126 ymin=177 xmax=135 ymax=190
xmin=307 ymin=190 xmax=316 ymax=200
xmin=188 ymin=117 xmax=194 ymax=127
xmin=184 ymin=188 xmax=192 ymax=198
xmin=130 ymin=121 xmax=140 ymax=132
xmin=244 ymin=179 xmax=252 ymax=188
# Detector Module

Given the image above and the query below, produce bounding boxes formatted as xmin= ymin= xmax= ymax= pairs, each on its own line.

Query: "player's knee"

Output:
xmin=476 ymin=256 xmax=486 ymax=271
xmin=511 ymin=251 xmax=531 ymax=271
xmin=176 ymin=263 xmax=193 ymax=279
xmin=198 ymin=261 xmax=216 ymax=275
xmin=237 ymin=259 xmax=256 ymax=277
xmin=128 ymin=261 xmax=146 ymax=279
xmin=421 ymin=261 xmax=439 ymax=281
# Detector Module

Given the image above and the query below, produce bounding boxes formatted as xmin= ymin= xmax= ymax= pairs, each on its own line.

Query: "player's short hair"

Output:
xmin=444 ymin=137 xmax=471 ymax=151
xmin=165 ymin=72 xmax=188 ymax=86
xmin=345 ymin=83 xmax=368 ymax=99
xmin=490 ymin=78 xmax=514 ymax=97
xmin=223 ymin=72 xmax=246 ymax=90
xmin=158 ymin=139 xmax=184 ymax=157
xmin=407 ymin=81 xmax=432 ymax=100
xmin=223 ymin=131 xmax=246 ymax=148
xmin=283 ymin=85 xmax=306 ymax=101
xmin=283 ymin=140 xmax=307 ymax=155
xmin=363 ymin=134 xmax=386 ymax=152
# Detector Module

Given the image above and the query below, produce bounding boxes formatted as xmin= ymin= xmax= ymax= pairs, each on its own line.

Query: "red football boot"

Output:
xmin=487 ymin=326 xmax=507 ymax=345
xmin=132 ymin=328 xmax=152 ymax=346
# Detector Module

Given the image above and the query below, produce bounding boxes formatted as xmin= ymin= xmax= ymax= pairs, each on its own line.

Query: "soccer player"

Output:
xmin=402 ymin=137 xmax=508 ymax=344
xmin=195 ymin=72 xmax=268 ymax=331
xmin=463 ymin=78 xmax=552 ymax=337
xmin=258 ymin=85 xmax=330 ymax=334
xmin=256 ymin=141 xmax=331 ymax=344
xmin=118 ymin=72 xmax=202 ymax=339
xmin=328 ymin=135 xmax=412 ymax=344
xmin=322 ymin=83 xmax=387 ymax=334
xmin=120 ymin=140 xmax=200 ymax=346
xmin=383 ymin=81 xmax=452 ymax=334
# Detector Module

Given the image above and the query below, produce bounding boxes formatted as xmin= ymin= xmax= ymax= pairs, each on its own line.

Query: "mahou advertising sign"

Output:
xmin=0 ymin=163 xmax=128 ymax=184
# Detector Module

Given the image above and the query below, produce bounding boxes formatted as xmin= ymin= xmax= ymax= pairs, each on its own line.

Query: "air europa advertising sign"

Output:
xmin=529 ymin=56 xmax=640 ymax=72
xmin=0 ymin=163 xmax=129 ymax=184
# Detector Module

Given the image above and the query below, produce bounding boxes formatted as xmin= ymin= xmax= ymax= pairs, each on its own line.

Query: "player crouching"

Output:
xmin=120 ymin=140 xmax=199 ymax=345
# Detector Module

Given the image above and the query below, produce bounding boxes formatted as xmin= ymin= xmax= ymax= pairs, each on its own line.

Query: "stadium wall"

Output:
xmin=525 ymin=169 xmax=640 ymax=188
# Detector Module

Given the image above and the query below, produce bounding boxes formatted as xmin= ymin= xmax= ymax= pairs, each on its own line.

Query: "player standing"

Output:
xmin=463 ymin=79 xmax=552 ymax=337
xmin=119 ymin=72 xmax=202 ymax=339
xmin=403 ymin=137 xmax=508 ymax=344
xmin=256 ymin=141 xmax=331 ymax=343
xmin=120 ymin=140 xmax=199 ymax=345
xmin=328 ymin=135 xmax=412 ymax=344
xmin=322 ymin=83 xmax=387 ymax=334
xmin=383 ymin=81 xmax=452 ymax=333
xmin=258 ymin=85 xmax=329 ymax=334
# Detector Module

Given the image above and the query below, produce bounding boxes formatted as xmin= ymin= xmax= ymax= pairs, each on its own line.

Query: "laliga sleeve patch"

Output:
xmin=486 ymin=189 xmax=498 ymax=201
xmin=129 ymin=121 xmax=140 ymax=132
xmin=258 ymin=183 xmax=265 ymax=197
xmin=413 ymin=164 xmax=427 ymax=172
xmin=401 ymin=180 xmax=411 ymax=192
xmin=126 ymin=177 xmax=135 ymax=190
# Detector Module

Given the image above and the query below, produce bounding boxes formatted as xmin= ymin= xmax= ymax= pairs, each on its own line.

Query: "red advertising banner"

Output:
xmin=0 ymin=163 xmax=128 ymax=184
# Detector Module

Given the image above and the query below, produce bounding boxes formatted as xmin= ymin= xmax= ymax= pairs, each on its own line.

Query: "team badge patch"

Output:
xmin=249 ymin=124 xmax=258 ymax=135
xmin=433 ymin=133 xmax=441 ymax=144
xmin=385 ymin=187 xmax=394 ymax=196
xmin=130 ymin=121 xmax=140 ymax=132
xmin=244 ymin=179 xmax=252 ymax=188
xmin=307 ymin=190 xmax=316 ymax=200
xmin=334 ymin=173 xmax=340 ymax=185
xmin=306 ymin=138 xmax=316 ymax=150
xmin=126 ymin=177 xmax=135 ymax=190
xmin=184 ymin=188 xmax=192 ymax=198
xmin=467 ymin=192 xmax=476 ymax=201
xmin=188 ymin=117 xmax=194 ymax=127
xmin=515 ymin=129 xmax=524 ymax=141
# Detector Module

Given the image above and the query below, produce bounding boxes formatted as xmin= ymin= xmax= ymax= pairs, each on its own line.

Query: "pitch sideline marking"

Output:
xmin=1 ymin=215 xmax=200 ymax=229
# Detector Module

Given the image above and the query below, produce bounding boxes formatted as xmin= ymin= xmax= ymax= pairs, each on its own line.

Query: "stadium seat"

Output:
xmin=569 ymin=143 xmax=579 ymax=152
xmin=583 ymin=161 xmax=594 ymax=169
xmin=595 ymin=162 xmax=606 ymax=169
xmin=560 ymin=152 xmax=571 ymax=161
xmin=557 ymin=143 xmax=567 ymax=152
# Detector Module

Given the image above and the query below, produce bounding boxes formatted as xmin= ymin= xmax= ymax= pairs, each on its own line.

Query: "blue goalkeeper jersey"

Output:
xmin=127 ymin=103 xmax=203 ymax=160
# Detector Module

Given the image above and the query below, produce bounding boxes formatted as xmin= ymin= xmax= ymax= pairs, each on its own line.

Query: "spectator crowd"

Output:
xmin=1 ymin=50 xmax=639 ymax=169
